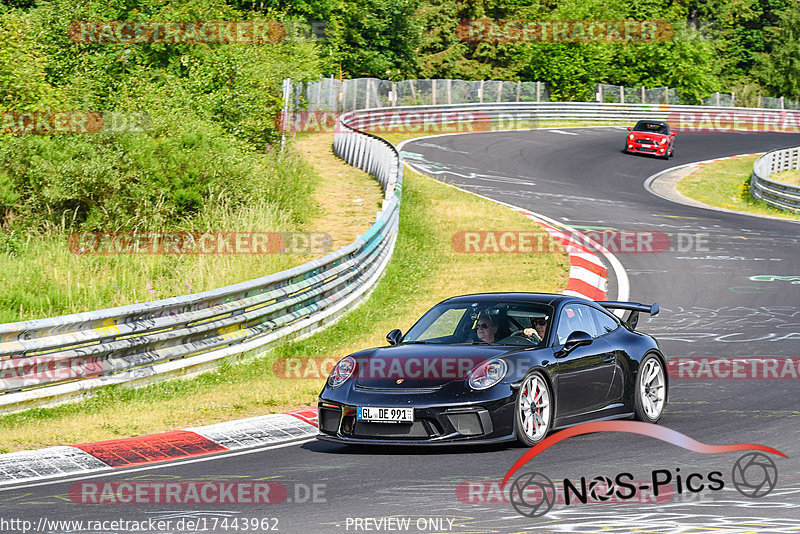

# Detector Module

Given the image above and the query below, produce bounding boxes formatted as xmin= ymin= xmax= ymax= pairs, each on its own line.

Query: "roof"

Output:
xmin=440 ymin=293 xmax=585 ymax=306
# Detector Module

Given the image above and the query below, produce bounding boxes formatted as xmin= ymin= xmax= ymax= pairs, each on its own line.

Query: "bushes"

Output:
xmin=0 ymin=0 xmax=323 ymax=235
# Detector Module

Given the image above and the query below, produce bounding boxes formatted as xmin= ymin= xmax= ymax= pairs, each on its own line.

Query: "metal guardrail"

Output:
xmin=751 ymin=147 xmax=800 ymax=212
xmin=0 ymin=110 xmax=402 ymax=412
xmin=339 ymin=102 xmax=800 ymax=137
xmin=2 ymin=99 xmax=793 ymax=412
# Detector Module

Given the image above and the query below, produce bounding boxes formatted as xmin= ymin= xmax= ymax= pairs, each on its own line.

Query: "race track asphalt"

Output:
xmin=2 ymin=128 xmax=799 ymax=534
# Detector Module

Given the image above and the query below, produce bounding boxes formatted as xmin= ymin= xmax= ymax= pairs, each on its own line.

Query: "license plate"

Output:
xmin=357 ymin=406 xmax=414 ymax=423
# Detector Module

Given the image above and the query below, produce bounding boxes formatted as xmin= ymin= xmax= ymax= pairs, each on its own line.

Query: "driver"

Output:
xmin=527 ymin=316 xmax=548 ymax=341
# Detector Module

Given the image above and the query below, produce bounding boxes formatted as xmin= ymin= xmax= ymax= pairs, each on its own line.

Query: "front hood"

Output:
xmin=632 ymin=133 xmax=667 ymax=142
xmin=352 ymin=343 xmax=514 ymax=389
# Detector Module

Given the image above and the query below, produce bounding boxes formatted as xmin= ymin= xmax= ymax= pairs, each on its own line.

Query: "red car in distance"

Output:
xmin=623 ymin=120 xmax=675 ymax=159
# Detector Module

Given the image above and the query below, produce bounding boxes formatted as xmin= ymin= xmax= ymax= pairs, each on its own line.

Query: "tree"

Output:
xmin=326 ymin=0 xmax=421 ymax=78
xmin=756 ymin=7 xmax=800 ymax=99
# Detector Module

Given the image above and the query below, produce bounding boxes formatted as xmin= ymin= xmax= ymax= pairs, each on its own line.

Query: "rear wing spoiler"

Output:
xmin=597 ymin=301 xmax=659 ymax=330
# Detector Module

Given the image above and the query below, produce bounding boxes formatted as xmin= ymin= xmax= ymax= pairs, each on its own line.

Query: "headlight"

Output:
xmin=327 ymin=356 xmax=356 ymax=388
xmin=468 ymin=359 xmax=507 ymax=390
xmin=660 ymin=138 xmax=668 ymax=144
xmin=628 ymin=134 xmax=634 ymax=140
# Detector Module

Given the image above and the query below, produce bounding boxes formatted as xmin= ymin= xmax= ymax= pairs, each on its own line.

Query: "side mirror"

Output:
xmin=557 ymin=330 xmax=593 ymax=356
xmin=386 ymin=329 xmax=403 ymax=345
xmin=670 ymin=132 xmax=676 ymax=137
xmin=627 ymin=126 xmax=632 ymax=131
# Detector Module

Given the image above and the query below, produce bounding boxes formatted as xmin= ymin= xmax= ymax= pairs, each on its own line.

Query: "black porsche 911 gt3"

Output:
xmin=317 ymin=293 xmax=667 ymax=446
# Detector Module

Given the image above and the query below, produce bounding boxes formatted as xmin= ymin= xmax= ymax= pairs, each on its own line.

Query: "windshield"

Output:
xmin=403 ymin=300 xmax=553 ymax=346
xmin=633 ymin=121 xmax=669 ymax=134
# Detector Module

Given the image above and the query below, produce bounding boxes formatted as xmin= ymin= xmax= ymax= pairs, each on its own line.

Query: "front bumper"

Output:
xmin=317 ymin=384 xmax=516 ymax=445
xmin=626 ymin=141 xmax=668 ymax=156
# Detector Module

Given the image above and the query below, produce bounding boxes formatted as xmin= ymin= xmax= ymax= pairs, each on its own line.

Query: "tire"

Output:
xmin=515 ymin=371 xmax=553 ymax=446
xmin=634 ymin=354 xmax=667 ymax=423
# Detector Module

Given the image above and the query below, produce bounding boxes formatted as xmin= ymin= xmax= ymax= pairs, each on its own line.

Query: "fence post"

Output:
xmin=391 ymin=81 xmax=396 ymax=108
xmin=497 ymin=81 xmax=503 ymax=102
xmin=731 ymin=92 xmax=735 ymax=107
xmin=479 ymin=80 xmax=484 ymax=103
xmin=280 ymin=78 xmax=291 ymax=152
xmin=781 ymin=96 xmax=785 ymax=110
xmin=620 ymin=85 xmax=624 ymax=104
xmin=432 ymin=79 xmax=437 ymax=105
xmin=409 ymin=79 xmax=416 ymax=105
xmin=664 ymin=87 xmax=669 ymax=105
xmin=447 ymin=79 xmax=452 ymax=105
xmin=715 ymin=92 xmax=720 ymax=106
xmin=641 ymin=86 xmax=645 ymax=104
xmin=516 ymin=80 xmax=521 ymax=102
xmin=597 ymin=84 xmax=603 ymax=103
xmin=536 ymin=81 xmax=541 ymax=102
xmin=758 ymin=95 xmax=762 ymax=108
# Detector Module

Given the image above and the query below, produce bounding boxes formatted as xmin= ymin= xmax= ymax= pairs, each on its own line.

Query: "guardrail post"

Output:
xmin=280 ymin=78 xmax=291 ymax=152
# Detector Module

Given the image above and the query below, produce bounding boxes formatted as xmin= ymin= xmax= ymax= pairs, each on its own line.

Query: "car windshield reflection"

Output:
xmin=403 ymin=301 xmax=552 ymax=346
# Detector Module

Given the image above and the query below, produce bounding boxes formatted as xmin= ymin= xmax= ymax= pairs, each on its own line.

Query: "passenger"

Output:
xmin=475 ymin=313 xmax=498 ymax=343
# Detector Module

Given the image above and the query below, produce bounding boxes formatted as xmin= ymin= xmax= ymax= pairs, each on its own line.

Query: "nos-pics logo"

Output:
xmin=502 ymin=421 xmax=784 ymax=518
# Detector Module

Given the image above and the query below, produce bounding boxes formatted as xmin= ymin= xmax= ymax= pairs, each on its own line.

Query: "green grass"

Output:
xmin=771 ymin=168 xmax=800 ymax=186
xmin=0 ymin=149 xmax=324 ymax=323
xmin=676 ymin=156 xmax=800 ymax=221
xmin=0 ymin=153 xmax=569 ymax=452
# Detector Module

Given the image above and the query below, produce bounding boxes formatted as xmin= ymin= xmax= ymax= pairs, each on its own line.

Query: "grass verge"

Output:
xmin=0 ymin=135 xmax=569 ymax=452
xmin=771 ymin=168 xmax=800 ymax=186
xmin=0 ymin=137 xmax=383 ymax=324
xmin=676 ymin=156 xmax=800 ymax=221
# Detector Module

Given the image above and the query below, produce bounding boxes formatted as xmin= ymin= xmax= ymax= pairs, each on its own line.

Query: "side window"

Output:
xmin=591 ymin=308 xmax=619 ymax=337
xmin=556 ymin=304 xmax=598 ymax=344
